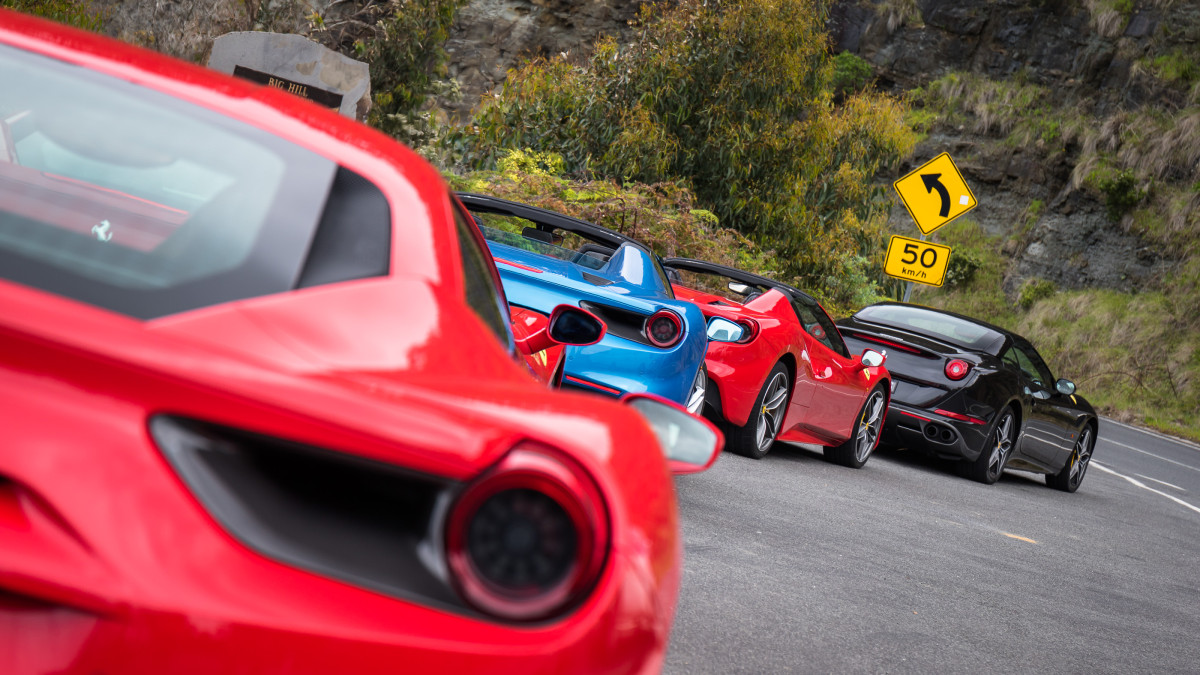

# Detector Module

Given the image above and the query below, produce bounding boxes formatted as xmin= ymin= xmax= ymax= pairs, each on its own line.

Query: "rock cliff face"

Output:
xmin=442 ymin=0 xmax=645 ymax=119
xmin=829 ymin=0 xmax=1191 ymax=297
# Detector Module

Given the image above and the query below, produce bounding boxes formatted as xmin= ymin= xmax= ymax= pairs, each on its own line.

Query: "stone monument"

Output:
xmin=207 ymin=32 xmax=371 ymax=121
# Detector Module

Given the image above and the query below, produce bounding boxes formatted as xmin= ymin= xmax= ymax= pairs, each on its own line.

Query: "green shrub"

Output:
xmin=1088 ymin=167 xmax=1146 ymax=220
xmin=1019 ymin=278 xmax=1056 ymax=309
xmin=943 ymin=250 xmax=980 ymax=287
xmin=831 ymin=51 xmax=873 ymax=98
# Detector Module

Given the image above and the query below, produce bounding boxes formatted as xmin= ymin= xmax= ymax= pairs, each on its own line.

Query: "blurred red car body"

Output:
xmin=0 ymin=11 xmax=687 ymax=673
xmin=666 ymin=258 xmax=891 ymax=467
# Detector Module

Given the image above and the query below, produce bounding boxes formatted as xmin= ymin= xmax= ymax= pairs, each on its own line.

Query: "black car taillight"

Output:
xmin=445 ymin=444 xmax=609 ymax=622
xmin=644 ymin=310 xmax=683 ymax=348
xmin=945 ymin=359 xmax=971 ymax=380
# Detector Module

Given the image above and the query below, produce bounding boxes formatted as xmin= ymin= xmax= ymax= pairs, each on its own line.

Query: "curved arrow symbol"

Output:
xmin=921 ymin=173 xmax=951 ymax=218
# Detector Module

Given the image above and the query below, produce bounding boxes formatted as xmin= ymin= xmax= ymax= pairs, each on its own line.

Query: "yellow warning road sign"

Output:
xmin=884 ymin=235 xmax=952 ymax=287
xmin=893 ymin=153 xmax=977 ymax=235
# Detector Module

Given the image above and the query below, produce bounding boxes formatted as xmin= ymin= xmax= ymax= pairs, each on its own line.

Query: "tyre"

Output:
xmin=1046 ymin=423 xmax=1095 ymax=493
xmin=726 ymin=362 xmax=790 ymax=459
xmin=823 ymin=385 xmax=886 ymax=468
xmin=685 ymin=365 xmax=707 ymax=415
xmin=962 ymin=408 xmax=1016 ymax=484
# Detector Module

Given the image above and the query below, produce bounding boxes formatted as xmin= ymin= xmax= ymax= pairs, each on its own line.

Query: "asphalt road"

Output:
xmin=665 ymin=418 xmax=1200 ymax=674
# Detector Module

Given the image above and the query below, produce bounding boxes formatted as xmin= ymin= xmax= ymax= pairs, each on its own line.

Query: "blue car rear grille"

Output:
xmin=579 ymin=301 xmax=655 ymax=346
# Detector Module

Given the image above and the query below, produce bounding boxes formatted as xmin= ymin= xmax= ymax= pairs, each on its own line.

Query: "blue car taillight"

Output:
xmin=645 ymin=310 xmax=683 ymax=348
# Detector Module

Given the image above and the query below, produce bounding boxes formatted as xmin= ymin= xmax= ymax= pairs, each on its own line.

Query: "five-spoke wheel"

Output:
xmin=727 ymin=362 xmax=790 ymax=459
xmin=824 ymin=385 xmax=887 ymax=468
xmin=1047 ymin=424 xmax=1094 ymax=492
xmin=964 ymin=409 xmax=1015 ymax=484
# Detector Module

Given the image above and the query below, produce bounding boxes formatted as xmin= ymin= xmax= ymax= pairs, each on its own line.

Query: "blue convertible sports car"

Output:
xmin=457 ymin=193 xmax=712 ymax=412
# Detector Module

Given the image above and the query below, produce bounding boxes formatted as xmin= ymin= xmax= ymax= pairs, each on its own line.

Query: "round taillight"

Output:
xmin=945 ymin=359 xmax=970 ymax=380
xmin=445 ymin=445 xmax=609 ymax=622
xmin=645 ymin=310 xmax=683 ymax=348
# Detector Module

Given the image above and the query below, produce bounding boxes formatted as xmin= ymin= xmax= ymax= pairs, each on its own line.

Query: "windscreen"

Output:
xmin=0 ymin=44 xmax=338 ymax=319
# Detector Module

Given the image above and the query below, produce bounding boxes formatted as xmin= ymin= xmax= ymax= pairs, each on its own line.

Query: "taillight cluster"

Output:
xmin=445 ymin=444 xmax=609 ymax=622
xmin=644 ymin=310 xmax=683 ymax=348
xmin=945 ymin=359 xmax=970 ymax=380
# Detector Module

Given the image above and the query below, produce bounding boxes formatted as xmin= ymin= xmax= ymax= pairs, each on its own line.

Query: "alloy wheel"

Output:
xmin=987 ymin=413 xmax=1015 ymax=481
xmin=853 ymin=391 xmax=886 ymax=464
xmin=754 ymin=371 xmax=789 ymax=451
xmin=1068 ymin=426 xmax=1093 ymax=488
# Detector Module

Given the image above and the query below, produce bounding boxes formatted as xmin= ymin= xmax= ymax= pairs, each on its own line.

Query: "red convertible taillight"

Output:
xmin=645 ymin=310 xmax=683 ymax=348
xmin=445 ymin=444 xmax=609 ymax=622
xmin=945 ymin=359 xmax=971 ymax=380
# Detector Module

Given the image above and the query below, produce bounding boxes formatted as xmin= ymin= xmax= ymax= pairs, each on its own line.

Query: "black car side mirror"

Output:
xmin=1056 ymin=379 xmax=1077 ymax=396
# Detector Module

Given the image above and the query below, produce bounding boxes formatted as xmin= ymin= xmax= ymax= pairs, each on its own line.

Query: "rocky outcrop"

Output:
xmin=832 ymin=0 xmax=1191 ymax=298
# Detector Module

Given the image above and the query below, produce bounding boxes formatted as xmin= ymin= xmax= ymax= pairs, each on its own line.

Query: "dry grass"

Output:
xmin=877 ymin=0 xmax=922 ymax=33
xmin=1072 ymin=108 xmax=1200 ymax=189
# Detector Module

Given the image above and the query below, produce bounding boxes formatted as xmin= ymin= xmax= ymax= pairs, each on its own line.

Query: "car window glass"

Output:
xmin=793 ymin=300 xmax=849 ymax=358
xmin=1005 ymin=346 xmax=1045 ymax=387
xmin=0 ymin=43 xmax=336 ymax=319
xmin=1017 ymin=343 xmax=1054 ymax=387
xmin=452 ymin=200 xmax=514 ymax=348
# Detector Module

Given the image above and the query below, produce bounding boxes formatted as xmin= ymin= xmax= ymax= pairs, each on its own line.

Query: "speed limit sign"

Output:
xmin=884 ymin=235 xmax=952 ymax=287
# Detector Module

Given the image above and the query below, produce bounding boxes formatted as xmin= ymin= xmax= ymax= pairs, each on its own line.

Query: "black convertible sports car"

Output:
xmin=837 ymin=302 xmax=1097 ymax=491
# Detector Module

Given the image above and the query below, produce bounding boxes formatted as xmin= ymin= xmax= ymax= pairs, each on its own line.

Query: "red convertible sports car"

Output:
xmin=665 ymin=259 xmax=891 ymax=467
xmin=0 ymin=11 xmax=719 ymax=674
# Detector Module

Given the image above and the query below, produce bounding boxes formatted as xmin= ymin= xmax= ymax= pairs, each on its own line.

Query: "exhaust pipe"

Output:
xmin=923 ymin=423 xmax=957 ymax=445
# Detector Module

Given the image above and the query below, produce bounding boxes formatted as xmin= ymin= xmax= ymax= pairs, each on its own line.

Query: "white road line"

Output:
xmin=1101 ymin=417 xmax=1200 ymax=451
xmin=1092 ymin=462 xmax=1200 ymax=516
xmin=1097 ymin=437 xmax=1200 ymax=475
xmin=1135 ymin=474 xmax=1186 ymax=492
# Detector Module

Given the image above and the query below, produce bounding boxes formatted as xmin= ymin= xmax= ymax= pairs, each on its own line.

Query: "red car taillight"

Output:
xmin=945 ymin=359 xmax=970 ymax=380
xmin=445 ymin=445 xmax=609 ymax=622
xmin=645 ymin=310 xmax=683 ymax=348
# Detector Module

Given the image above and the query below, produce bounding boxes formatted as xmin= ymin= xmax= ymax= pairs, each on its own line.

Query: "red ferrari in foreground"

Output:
xmin=0 ymin=11 xmax=718 ymax=674
xmin=666 ymin=259 xmax=891 ymax=467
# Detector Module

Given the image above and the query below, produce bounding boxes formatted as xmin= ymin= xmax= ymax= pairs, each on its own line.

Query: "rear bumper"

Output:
xmin=882 ymin=402 xmax=989 ymax=462
xmin=561 ymin=334 xmax=705 ymax=405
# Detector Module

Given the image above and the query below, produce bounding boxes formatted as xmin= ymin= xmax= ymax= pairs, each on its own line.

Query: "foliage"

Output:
xmin=942 ymin=249 xmax=980 ymax=288
xmin=1018 ymin=278 xmax=1056 ymax=309
xmin=1149 ymin=48 xmax=1200 ymax=85
xmin=831 ymin=52 xmax=873 ymax=98
xmin=447 ymin=0 xmax=915 ymax=302
xmin=318 ymin=0 xmax=467 ymax=144
xmin=1085 ymin=166 xmax=1146 ymax=220
xmin=0 ymin=0 xmax=104 ymax=31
